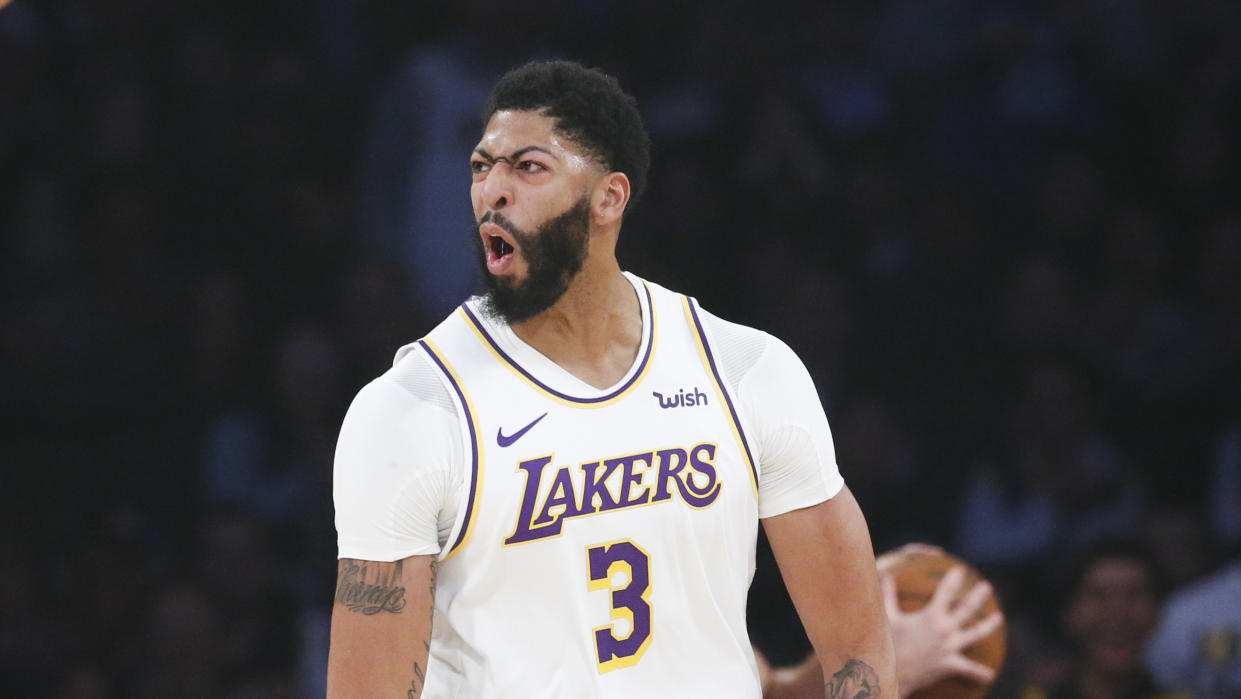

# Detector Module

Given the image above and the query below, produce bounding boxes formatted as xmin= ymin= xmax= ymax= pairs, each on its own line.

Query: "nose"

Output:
xmin=478 ymin=161 xmax=514 ymax=211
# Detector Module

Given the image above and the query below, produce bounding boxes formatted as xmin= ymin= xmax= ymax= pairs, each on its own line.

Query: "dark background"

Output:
xmin=2 ymin=1 xmax=1238 ymax=696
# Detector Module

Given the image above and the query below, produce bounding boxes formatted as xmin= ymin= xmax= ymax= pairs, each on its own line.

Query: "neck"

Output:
xmin=510 ymin=257 xmax=641 ymax=390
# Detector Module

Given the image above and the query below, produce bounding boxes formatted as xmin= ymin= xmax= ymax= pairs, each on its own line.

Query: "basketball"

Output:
xmin=877 ymin=545 xmax=1007 ymax=699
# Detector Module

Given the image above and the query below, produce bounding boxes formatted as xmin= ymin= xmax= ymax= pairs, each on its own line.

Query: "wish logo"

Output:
xmin=652 ymin=387 xmax=708 ymax=409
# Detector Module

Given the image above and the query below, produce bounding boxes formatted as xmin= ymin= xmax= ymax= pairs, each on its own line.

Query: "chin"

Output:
xmin=1089 ymin=644 xmax=1142 ymax=674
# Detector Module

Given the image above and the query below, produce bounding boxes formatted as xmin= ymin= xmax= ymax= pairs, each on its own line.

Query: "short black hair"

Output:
xmin=482 ymin=60 xmax=651 ymax=210
xmin=1058 ymin=539 xmax=1168 ymax=610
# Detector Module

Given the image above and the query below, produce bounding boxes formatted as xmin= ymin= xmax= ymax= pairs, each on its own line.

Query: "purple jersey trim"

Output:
xmin=685 ymin=298 xmax=760 ymax=491
xmin=459 ymin=281 xmax=656 ymax=405
xmin=418 ymin=339 xmax=479 ymax=556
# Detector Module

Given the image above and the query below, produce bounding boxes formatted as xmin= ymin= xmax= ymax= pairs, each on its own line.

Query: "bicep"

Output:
xmin=328 ymin=554 xmax=438 ymax=698
xmin=334 ymin=376 xmax=458 ymax=561
xmin=763 ymin=487 xmax=896 ymax=698
xmin=739 ymin=335 xmax=843 ymax=518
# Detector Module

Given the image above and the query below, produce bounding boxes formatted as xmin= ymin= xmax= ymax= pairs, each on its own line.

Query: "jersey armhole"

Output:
xmin=683 ymin=297 xmax=762 ymax=499
xmin=415 ymin=339 xmax=484 ymax=560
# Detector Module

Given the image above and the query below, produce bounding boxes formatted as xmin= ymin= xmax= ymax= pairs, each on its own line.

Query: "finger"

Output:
xmin=943 ymin=655 xmax=997 ymax=685
xmin=881 ymin=573 xmax=901 ymax=618
xmin=950 ymin=579 xmax=994 ymax=624
xmin=877 ymin=543 xmax=944 ymax=572
xmin=956 ymin=610 xmax=1004 ymax=648
xmin=897 ymin=543 xmax=946 ymax=557
xmin=928 ymin=565 xmax=968 ymax=612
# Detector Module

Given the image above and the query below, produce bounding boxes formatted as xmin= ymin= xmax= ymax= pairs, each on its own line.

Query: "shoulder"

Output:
xmin=692 ymin=302 xmax=773 ymax=347
xmin=334 ymin=347 xmax=463 ymax=510
xmin=686 ymin=301 xmax=790 ymax=386
xmin=356 ymin=346 xmax=456 ymax=419
xmin=636 ymin=275 xmax=812 ymax=393
xmin=336 ymin=345 xmax=461 ymax=467
xmin=698 ymin=304 xmax=814 ymax=401
xmin=1163 ymin=561 xmax=1241 ymax=621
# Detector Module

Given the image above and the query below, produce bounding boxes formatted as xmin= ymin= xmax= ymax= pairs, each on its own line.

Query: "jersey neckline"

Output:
xmin=458 ymin=272 xmax=656 ymax=406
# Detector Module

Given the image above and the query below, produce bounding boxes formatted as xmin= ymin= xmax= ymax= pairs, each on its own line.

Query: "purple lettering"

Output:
xmin=580 ymin=460 xmax=620 ymax=512
xmin=612 ymin=452 xmax=654 ymax=509
xmin=680 ymin=444 xmax=722 ymax=507
xmin=532 ymin=466 xmax=583 ymax=526
xmin=504 ymin=456 xmax=560 ymax=545
xmin=651 ymin=447 xmax=688 ymax=503
xmin=504 ymin=443 xmax=724 ymax=546
xmin=588 ymin=541 xmax=652 ymax=669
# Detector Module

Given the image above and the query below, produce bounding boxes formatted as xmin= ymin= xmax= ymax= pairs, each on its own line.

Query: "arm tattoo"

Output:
xmin=429 ymin=560 xmax=439 ymax=623
xmin=824 ymin=659 xmax=880 ymax=699
xmin=334 ymin=559 xmax=407 ymax=615
xmin=407 ymin=660 xmax=425 ymax=698
xmin=407 ymin=643 xmax=432 ymax=697
xmin=408 ymin=561 xmax=440 ymax=698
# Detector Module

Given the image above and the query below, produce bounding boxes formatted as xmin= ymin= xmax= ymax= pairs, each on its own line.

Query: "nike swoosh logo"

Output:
xmin=497 ymin=412 xmax=548 ymax=448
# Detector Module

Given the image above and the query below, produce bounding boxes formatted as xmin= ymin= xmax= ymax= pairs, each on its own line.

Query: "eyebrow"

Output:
xmin=472 ymin=145 xmax=557 ymax=162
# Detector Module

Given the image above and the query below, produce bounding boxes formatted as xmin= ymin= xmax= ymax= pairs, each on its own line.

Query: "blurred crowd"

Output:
xmin=1 ymin=1 xmax=1238 ymax=697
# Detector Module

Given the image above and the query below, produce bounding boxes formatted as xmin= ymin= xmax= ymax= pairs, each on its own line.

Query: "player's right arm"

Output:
xmin=328 ymin=554 xmax=437 ymax=697
xmin=328 ymin=363 xmax=461 ymax=697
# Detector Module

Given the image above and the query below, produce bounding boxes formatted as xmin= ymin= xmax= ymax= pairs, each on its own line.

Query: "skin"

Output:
xmin=759 ymin=545 xmax=1003 ymax=699
xmin=1062 ymin=556 xmax=1159 ymax=699
xmin=329 ymin=108 xmax=898 ymax=698
xmin=880 ymin=562 xmax=1002 ymax=695
xmin=327 ymin=556 xmax=437 ymax=698
xmin=470 ymin=109 xmax=640 ymax=390
xmin=762 ymin=487 xmax=896 ymax=698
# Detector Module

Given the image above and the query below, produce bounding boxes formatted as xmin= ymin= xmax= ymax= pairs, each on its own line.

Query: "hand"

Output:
xmin=882 ymin=563 xmax=1004 ymax=697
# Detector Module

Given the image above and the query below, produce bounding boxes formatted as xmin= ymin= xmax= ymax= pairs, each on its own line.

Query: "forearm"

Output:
xmin=768 ymin=653 xmax=923 ymax=699
xmin=764 ymin=487 xmax=898 ymax=699
xmin=816 ymin=645 xmax=896 ymax=699
xmin=764 ymin=654 xmax=825 ymax=699
xmin=327 ymin=555 xmax=437 ymax=698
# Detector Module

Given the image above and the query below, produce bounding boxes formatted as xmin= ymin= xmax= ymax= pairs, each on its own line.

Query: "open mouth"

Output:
xmin=480 ymin=222 xmax=517 ymax=272
xmin=488 ymin=235 xmax=514 ymax=259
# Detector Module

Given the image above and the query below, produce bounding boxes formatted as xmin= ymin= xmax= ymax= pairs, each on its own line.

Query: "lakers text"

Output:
xmin=505 ymin=444 xmax=723 ymax=545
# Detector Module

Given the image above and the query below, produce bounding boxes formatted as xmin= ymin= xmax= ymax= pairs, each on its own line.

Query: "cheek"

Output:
xmin=470 ymin=184 xmax=486 ymax=215
xmin=1129 ymin=599 xmax=1158 ymax=627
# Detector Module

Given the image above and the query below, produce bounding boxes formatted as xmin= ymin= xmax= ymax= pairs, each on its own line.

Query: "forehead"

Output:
xmin=476 ymin=109 xmax=589 ymax=161
xmin=1080 ymin=557 xmax=1153 ymax=591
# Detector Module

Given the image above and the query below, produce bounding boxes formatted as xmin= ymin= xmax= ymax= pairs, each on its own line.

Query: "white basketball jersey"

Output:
xmin=415 ymin=276 xmax=764 ymax=697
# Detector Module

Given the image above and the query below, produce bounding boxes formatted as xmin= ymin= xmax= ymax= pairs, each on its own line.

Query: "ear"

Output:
xmin=591 ymin=172 xmax=631 ymax=227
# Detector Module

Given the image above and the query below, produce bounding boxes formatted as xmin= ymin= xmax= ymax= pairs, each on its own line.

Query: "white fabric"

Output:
xmin=333 ymin=365 xmax=460 ymax=561
xmin=693 ymin=306 xmax=844 ymax=518
xmin=332 ymin=273 xmax=845 ymax=698
xmin=334 ymin=276 xmax=842 ymax=563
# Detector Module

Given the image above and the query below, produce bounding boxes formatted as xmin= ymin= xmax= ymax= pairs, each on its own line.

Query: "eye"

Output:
xmin=470 ymin=160 xmax=490 ymax=175
xmin=515 ymin=159 xmax=546 ymax=173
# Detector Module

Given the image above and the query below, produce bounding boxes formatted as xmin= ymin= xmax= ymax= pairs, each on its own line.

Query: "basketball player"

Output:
xmin=327 ymin=60 xmax=896 ymax=698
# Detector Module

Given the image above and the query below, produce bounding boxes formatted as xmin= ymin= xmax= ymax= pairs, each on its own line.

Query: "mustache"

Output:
xmin=479 ymin=210 xmax=521 ymax=238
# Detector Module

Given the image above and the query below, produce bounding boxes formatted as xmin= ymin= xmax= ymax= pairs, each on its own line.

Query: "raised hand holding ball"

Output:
xmin=878 ymin=544 xmax=1006 ymax=699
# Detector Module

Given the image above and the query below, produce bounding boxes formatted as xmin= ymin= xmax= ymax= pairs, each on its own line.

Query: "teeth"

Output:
xmin=487 ymin=235 xmax=514 ymax=259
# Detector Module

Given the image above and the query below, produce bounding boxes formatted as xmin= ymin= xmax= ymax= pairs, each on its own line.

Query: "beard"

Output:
xmin=473 ymin=195 xmax=592 ymax=325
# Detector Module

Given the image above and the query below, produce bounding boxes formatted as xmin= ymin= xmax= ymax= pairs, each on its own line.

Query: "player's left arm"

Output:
xmin=722 ymin=328 xmax=893 ymax=698
xmin=327 ymin=555 xmax=437 ymax=697
xmin=763 ymin=487 xmax=898 ymax=699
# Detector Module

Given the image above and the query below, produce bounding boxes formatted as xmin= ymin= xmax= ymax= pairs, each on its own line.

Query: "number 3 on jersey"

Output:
xmin=587 ymin=539 xmax=652 ymax=673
